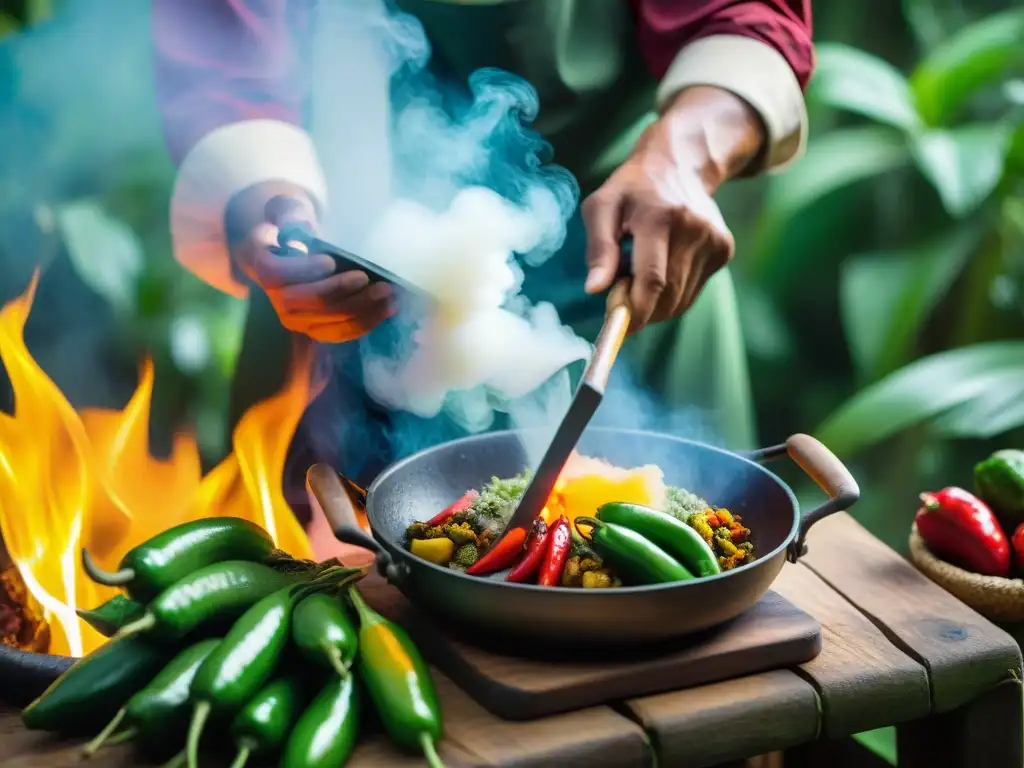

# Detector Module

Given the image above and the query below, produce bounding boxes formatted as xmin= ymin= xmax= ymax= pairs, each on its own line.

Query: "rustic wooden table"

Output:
xmin=2 ymin=511 xmax=1021 ymax=768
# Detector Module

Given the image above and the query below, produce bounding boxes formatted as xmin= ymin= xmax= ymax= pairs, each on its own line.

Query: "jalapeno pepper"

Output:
xmin=21 ymin=635 xmax=169 ymax=734
xmin=228 ymin=673 xmax=310 ymax=768
xmin=186 ymin=569 xmax=363 ymax=768
xmin=280 ymin=674 xmax=360 ymax=768
xmin=1013 ymin=523 xmax=1024 ymax=571
xmin=76 ymin=594 xmax=145 ymax=637
xmin=116 ymin=560 xmax=315 ymax=642
xmin=975 ymin=449 xmax=1024 ymax=526
xmin=537 ymin=516 xmax=571 ymax=587
xmin=574 ymin=517 xmax=694 ymax=585
xmin=292 ymin=593 xmax=358 ymax=677
xmin=506 ymin=519 xmax=548 ymax=583
xmin=82 ymin=517 xmax=275 ymax=601
xmin=465 ymin=527 xmax=527 ymax=576
xmin=348 ymin=587 xmax=445 ymax=767
xmin=427 ymin=490 xmax=479 ymax=526
xmin=82 ymin=638 xmax=221 ymax=757
xmin=597 ymin=502 xmax=721 ymax=578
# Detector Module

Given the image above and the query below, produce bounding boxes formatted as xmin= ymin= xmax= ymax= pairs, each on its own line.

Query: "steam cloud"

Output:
xmin=310 ymin=1 xmax=590 ymax=456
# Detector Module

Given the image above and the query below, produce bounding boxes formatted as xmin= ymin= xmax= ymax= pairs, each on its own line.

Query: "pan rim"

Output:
xmin=366 ymin=426 xmax=801 ymax=594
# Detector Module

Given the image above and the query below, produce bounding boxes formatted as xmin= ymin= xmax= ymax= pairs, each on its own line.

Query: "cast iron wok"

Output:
xmin=314 ymin=427 xmax=860 ymax=647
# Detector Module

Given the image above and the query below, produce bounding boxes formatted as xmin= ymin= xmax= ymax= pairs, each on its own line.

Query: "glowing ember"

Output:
xmin=0 ymin=274 xmax=315 ymax=657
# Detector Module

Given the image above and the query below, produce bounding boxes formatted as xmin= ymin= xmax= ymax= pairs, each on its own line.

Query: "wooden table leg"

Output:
xmin=897 ymin=678 xmax=1023 ymax=768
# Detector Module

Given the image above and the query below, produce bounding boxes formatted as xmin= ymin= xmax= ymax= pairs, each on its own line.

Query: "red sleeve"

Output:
xmin=153 ymin=0 xmax=311 ymax=165
xmin=631 ymin=1 xmax=815 ymax=90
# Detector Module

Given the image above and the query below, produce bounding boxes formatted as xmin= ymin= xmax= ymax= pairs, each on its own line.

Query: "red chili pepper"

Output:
xmin=427 ymin=489 xmax=479 ymax=526
xmin=465 ymin=527 xmax=527 ymax=576
xmin=916 ymin=486 xmax=1010 ymax=577
xmin=1012 ymin=523 xmax=1024 ymax=571
xmin=506 ymin=519 xmax=549 ymax=583
xmin=537 ymin=516 xmax=572 ymax=587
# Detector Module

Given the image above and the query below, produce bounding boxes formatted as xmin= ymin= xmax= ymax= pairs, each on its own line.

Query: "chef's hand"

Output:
xmin=582 ymin=86 xmax=766 ymax=334
xmin=229 ymin=186 xmax=394 ymax=343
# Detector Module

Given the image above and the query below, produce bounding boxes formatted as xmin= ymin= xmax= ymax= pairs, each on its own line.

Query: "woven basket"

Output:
xmin=909 ymin=524 xmax=1024 ymax=622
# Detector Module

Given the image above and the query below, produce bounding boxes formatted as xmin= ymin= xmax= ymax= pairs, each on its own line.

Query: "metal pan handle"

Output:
xmin=746 ymin=434 xmax=860 ymax=563
xmin=305 ymin=464 xmax=410 ymax=585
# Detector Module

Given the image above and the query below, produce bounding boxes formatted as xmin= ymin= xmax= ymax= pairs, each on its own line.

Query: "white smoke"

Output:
xmin=308 ymin=0 xmax=591 ymax=452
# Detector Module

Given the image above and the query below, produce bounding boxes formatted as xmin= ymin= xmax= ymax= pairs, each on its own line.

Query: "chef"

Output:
xmin=154 ymin=0 xmax=814 ymax=486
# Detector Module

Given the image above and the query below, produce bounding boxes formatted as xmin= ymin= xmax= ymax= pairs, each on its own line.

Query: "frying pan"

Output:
xmin=311 ymin=427 xmax=859 ymax=647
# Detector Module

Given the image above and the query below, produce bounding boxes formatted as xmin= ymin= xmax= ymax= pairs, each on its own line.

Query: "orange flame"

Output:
xmin=0 ymin=274 xmax=315 ymax=657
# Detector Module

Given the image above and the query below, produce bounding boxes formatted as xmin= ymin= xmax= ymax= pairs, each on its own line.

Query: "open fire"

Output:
xmin=0 ymin=274 xmax=316 ymax=658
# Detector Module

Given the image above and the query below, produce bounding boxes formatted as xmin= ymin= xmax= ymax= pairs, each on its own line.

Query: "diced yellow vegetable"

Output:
xmin=411 ymin=537 xmax=455 ymax=565
xmin=582 ymin=570 xmax=613 ymax=589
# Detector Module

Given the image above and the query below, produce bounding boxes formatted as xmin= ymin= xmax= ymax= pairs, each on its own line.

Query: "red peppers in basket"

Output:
xmin=1012 ymin=523 xmax=1024 ymax=571
xmin=427 ymin=490 xmax=478 ymax=526
xmin=506 ymin=519 xmax=549 ymax=583
xmin=538 ymin=516 xmax=572 ymax=587
xmin=465 ymin=527 xmax=527 ymax=576
xmin=915 ymin=487 xmax=1010 ymax=577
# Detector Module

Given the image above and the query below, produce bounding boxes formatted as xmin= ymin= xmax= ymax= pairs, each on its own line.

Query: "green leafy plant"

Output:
xmin=757 ymin=9 xmax=1024 ymax=453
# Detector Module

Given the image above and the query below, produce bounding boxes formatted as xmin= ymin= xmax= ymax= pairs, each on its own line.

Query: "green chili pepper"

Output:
xmin=81 ymin=638 xmax=221 ymax=757
xmin=82 ymin=517 xmax=276 ymax=602
xmin=975 ymin=449 xmax=1024 ymax=526
xmin=227 ymin=672 xmax=309 ymax=768
xmin=116 ymin=560 xmax=315 ymax=642
xmin=76 ymin=594 xmax=146 ymax=637
xmin=596 ymin=503 xmax=720 ymax=577
xmin=292 ymin=593 xmax=358 ymax=677
xmin=575 ymin=517 xmax=694 ymax=585
xmin=280 ymin=674 xmax=360 ymax=768
xmin=21 ymin=635 xmax=168 ymax=734
xmin=348 ymin=587 xmax=445 ymax=768
xmin=186 ymin=569 xmax=363 ymax=768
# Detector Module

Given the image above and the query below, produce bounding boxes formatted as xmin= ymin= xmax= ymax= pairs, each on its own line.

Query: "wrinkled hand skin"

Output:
xmin=582 ymin=85 xmax=766 ymax=334
xmin=228 ymin=182 xmax=395 ymax=344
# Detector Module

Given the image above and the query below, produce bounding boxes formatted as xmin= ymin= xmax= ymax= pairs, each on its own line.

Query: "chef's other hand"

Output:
xmin=229 ymin=186 xmax=394 ymax=343
xmin=582 ymin=86 xmax=765 ymax=334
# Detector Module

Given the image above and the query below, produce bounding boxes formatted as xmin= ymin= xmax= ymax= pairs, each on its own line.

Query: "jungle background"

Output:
xmin=0 ymin=1 xmax=1021 ymax=764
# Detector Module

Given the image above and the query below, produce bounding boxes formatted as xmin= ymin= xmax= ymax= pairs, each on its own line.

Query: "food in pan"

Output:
xmin=404 ymin=453 xmax=756 ymax=586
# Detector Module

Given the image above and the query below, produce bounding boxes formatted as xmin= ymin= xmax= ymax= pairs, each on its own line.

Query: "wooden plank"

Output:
xmin=772 ymin=562 xmax=931 ymax=736
xmin=897 ymin=677 xmax=1024 ymax=768
xmin=434 ymin=673 xmax=651 ymax=768
xmin=624 ymin=670 xmax=820 ymax=768
xmin=367 ymin=584 xmax=820 ymax=721
xmin=800 ymin=512 xmax=1022 ymax=712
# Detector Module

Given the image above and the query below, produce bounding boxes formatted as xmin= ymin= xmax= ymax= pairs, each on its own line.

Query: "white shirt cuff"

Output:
xmin=655 ymin=34 xmax=808 ymax=174
xmin=170 ymin=119 xmax=328 ymax=298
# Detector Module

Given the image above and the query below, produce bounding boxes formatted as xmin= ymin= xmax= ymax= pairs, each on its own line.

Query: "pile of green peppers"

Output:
xmin=21 ymin=517 xmax=447 ymax=768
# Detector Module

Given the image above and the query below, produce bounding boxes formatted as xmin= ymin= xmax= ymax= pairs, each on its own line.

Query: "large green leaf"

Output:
xmin=854 ymin=728 xmax=897 ymax=766
xmin=931 ymin=370 xmax=1024 ymax=438
xmin=911 ymin=122 xmax=1013 ymax=217
xmin=911 ymin=8 xmax=1024 ymax=126
xmin=0 ymin=13 xmax=20 ymax=38
xmin=900 ymin=0 xmax=947 ymax=51
xmin=840 ymin=227 xmax=981 ymax=381
xmin=1008 ymin=123 xmax=1024 ymax=176
xmin=54 ymin=199 xmax=142 ymax=314
xmin=815 ymin=341 xmax=1024 ymax=455
xmin=762 ymin=127 xmax=909 ymax=227
xmin=809 ymin=43 xmax=921 ymax=131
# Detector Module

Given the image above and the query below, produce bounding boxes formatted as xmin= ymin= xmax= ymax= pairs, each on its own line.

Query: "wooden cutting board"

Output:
xmin=360 ymin=579 xmax=822 ymax=721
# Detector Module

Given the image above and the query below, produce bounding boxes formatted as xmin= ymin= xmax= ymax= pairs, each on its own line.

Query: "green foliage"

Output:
xmin=757 ymin=6 xmax=1024 ymax=458
xmin=816 ymin=341 xmax=1024 ymax=454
